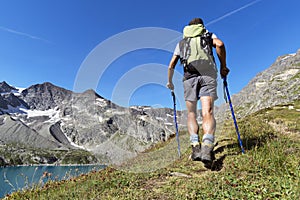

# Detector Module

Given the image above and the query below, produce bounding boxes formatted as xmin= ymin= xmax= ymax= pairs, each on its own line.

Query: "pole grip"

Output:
xmin=171 ymin=90 xmax=176 ymax=105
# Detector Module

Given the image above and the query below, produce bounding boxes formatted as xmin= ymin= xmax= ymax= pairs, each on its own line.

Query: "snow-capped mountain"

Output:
xmin=0 ymin=81 xmax=180 ymax=166
xmin=0 ymin=83 xmax=28 ymax=114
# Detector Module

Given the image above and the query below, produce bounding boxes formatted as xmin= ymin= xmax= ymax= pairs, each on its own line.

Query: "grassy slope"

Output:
xmin=4 ymin=100 xmax=300 ymax=200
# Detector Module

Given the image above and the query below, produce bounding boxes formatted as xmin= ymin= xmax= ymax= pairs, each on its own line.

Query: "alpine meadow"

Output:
xmin=1 ymin=49 xmax=299 ymax=199
xmin=1 ymin=1 xmax=300 ymax=199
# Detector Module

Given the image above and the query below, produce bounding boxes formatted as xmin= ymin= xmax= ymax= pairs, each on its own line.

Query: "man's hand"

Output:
xmin=166 ymin=82 xmax=174 ymax=90
xmin=220 ymin=66 xmax=230 ymax=78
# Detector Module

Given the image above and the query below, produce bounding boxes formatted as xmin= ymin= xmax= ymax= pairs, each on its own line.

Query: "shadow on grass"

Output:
xmin=208 ymin=131 xmax=276 ymax=171
xmin=211 ymin=155 xmax=226 ymax=171
xmin=242 ymin=132 xmax=277 ymax=150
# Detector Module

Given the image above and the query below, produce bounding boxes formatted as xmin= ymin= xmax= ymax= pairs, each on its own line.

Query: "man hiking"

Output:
xmin=167 ymin=18 xmax=229 ymax=165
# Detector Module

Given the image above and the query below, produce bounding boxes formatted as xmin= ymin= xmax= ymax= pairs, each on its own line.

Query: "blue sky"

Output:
xmin=1 ymin=0 xmax=300 ymax=110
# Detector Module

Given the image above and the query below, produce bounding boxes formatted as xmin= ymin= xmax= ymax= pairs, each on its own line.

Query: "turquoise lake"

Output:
xmin=0 ymin=165 xmax=105 ymax=198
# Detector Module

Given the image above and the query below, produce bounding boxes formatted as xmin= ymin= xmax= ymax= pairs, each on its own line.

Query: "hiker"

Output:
xmin=167 ymin=18 xmax=229 ymax=164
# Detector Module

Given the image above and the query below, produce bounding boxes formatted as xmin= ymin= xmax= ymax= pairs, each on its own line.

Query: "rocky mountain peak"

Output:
xmin=216 ymin=48 xmax=300 ymax=121
xmin=22 ymin=82 xmax=72 ymax=95
xmin=21 ymin=82 xmax=73 ymax=110
xmin=0 ymin=82 xmax=28 ymax=112
xmin=0 ymin=81 xmax=176 ymax=165
xmin=0 ymin=81 xmax=17 ymax=93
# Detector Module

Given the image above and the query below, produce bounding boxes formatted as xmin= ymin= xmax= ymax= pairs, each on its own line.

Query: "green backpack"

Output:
xmin=179 ymin=24 xmax=216 ymax=78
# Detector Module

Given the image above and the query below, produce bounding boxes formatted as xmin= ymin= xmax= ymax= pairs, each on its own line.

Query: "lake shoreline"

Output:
xmin=0 ymin=164 xmax=106 ymax=198
xmin=0 ymin=163 xmax=106 ymax=168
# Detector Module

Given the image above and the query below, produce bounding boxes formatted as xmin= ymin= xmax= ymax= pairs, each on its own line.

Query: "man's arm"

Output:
xmin=213 ymin=38 xmax=230 ymax=78
xmin=167 ymin=55 xmax=180 ymax=90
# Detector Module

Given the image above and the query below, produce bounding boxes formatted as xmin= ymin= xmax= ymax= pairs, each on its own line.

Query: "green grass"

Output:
xmin=292 ymin=62 xmax=300 ymax=67
xmin=4 ymin=101 xmax=300 ymax=199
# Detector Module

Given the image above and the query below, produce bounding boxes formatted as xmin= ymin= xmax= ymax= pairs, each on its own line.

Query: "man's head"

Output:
xmin=188 ymin=18 xmax=204 ymax=25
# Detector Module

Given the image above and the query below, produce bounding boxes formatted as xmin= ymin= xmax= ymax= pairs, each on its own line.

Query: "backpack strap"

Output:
xmin=179 ymin=37 xmax=191 ymax=67
xmin=200 ymin=32 xmax=214 ymax=58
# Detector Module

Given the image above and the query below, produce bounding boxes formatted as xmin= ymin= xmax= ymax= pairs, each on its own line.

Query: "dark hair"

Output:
xmin=188 ymin=18 xmax=204 ymax=25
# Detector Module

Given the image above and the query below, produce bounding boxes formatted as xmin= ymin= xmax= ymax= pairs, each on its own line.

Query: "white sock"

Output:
xmin=202 ymin=133 xmax=214 ymax=145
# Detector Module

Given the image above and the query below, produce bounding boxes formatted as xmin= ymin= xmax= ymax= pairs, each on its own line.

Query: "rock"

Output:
xmin=216 ymin=49 xmax=300 ymax=121
xmin=0 ymin=115 xmax=61 ymax=149
xmin=49 ymin=122 xmax=71 ymax=146
xmin=21 ymin=82 xmax=73 ymax=110
xmin=0 ymin=81 xmax=17 ymax=93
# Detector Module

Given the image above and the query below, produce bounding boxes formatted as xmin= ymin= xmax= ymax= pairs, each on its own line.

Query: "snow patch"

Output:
xmin=2 ymin=105 xmax=27 ymax=114
xmin=95 ymin=98 xmax=107 ymax=107
xmin=166 ymin=114 xmax=173 ymax=118
xmin=64 ymin=134 xmax=86 ymax=150
xmin=272 ymin=69 xmax=299 ymax=81
xmin=0 ymin=87 xmax=26 ymax=96
xmin=98 ymin=116 xmax=104 ymax=123
xmin=16 ymin=87 xmax=26 ymax=92
xmin=139 ymin=115 xmax=148 ymax=121
xmin=14 ymin=87 xmax=26 ymax=96
xmin=19 ymin=107 xmax=61 ymax=123
xmin=255 ymin=81 xmax=267 ymax=89
xmin=156 ymin=117 xmax=164 ymax=121
xmin=105 ymin=109 xmax=125 ymax=115
xmin=281 ymin=53 xmax=296 ymax=61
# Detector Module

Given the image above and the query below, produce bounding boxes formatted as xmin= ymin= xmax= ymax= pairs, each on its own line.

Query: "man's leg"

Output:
xmin=200 ymin=96 xmax=216 ymax=163
xmin=186 ymin=100 xmax=199 ymax=136
xmin=200 ymin=96 xmax=216 ymax=135
xmin=186 ymin=100 xmax=201 ymax=160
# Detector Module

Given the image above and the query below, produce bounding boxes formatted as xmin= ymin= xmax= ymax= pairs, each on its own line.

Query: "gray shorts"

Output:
xmin=183 ymin=76 xmax=218 ymax=101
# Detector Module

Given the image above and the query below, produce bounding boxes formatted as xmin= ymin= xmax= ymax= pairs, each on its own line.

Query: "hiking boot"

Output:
xmin=191 ymin=144 xmax=201 ymax=161
xmin=200 ymin=143 xmax=214 ymax=164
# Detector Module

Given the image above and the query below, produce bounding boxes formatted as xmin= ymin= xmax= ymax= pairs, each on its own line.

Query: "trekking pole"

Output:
xmin=171 ymin=90 xmax=181 ymax=158
xmin=223 ymin=77 xmax=245 ymax=154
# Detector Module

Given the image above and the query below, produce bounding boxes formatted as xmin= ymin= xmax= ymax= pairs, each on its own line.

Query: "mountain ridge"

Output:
xmin=0 ymin=81 xmax=176 ymax=166
xmin=216 ymin=49 xmax=300 ymax=121
xmin=1 ymin=48 xmax=299 ymax=166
